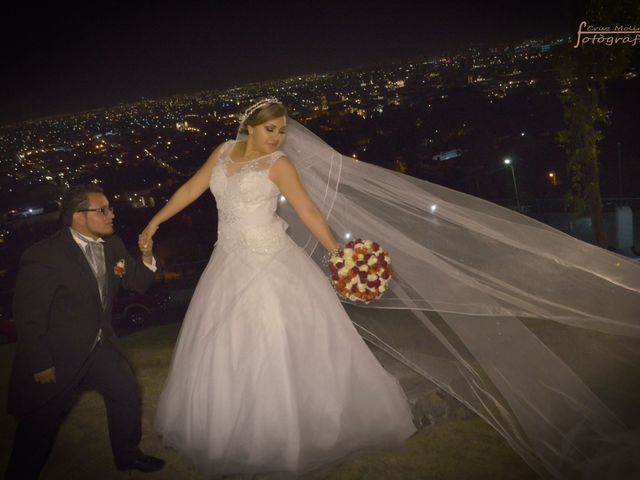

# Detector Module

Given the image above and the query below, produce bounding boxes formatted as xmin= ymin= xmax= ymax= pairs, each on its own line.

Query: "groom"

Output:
xmin=5 ymin=185 xmax=165 ymax=479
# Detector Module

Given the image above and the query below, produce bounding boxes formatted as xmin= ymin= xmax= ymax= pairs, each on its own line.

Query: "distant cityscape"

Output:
xmin=0 ymin=32 xmax=638 ymax=291
xmin=1 ymin=35 xmax=582 ymax=206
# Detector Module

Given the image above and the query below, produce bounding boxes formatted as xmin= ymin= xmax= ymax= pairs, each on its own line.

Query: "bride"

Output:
xmin=145 ymin=98 xmax=640 ymax=479
xmin=142 ymin=99 xmax=416 ymax=477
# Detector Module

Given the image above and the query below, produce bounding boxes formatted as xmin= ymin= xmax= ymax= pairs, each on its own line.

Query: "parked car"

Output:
xmin=112 ymin=284 xmax=171 ymax=328
xmin=0 ymin=285 xmax=171 ymax=342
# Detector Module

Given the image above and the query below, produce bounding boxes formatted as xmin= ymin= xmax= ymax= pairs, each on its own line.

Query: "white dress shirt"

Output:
xmin=69 ymin=228 xmax=157 ymax=272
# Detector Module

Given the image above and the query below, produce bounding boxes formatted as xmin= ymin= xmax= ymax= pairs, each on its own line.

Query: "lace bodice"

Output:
xmin=210 ymin=141 xmax=290 ymax=254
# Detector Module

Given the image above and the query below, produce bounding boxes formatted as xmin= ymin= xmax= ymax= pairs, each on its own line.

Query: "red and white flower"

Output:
xmin=114 ymin=259 xmax=125 ymax=278
xmin=327 ymin=238 xmax=393 ymax=303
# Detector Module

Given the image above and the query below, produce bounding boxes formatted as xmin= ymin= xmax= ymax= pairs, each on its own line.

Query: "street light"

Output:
xmin=548 ymin=172 xmax=557 ymax=186
xmin=503 ymin=158 xmax=520 ymax=209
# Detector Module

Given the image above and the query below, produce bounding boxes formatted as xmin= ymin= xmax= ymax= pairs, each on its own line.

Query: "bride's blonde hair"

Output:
xmin=238 ymin=99 xmax=287 ymax=135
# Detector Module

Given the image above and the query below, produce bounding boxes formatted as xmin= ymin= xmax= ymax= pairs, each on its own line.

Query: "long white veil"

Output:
xmin=277 ymin=118 xmax=640 ymax=479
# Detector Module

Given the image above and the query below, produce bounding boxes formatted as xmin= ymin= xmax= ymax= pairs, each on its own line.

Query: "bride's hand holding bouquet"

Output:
xmin=327 ymin=238 xmax=393 ymax=304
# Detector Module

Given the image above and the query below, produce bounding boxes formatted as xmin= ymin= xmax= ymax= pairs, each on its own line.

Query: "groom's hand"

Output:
xmin=139 ymin=223 xmax=158 ymax=249
xmin=33 ymin=367 xmax=56 ymax=384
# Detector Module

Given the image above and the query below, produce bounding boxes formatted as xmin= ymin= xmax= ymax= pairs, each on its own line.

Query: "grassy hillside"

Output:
xmin=0 ymin=324 xmax=536 ymax=479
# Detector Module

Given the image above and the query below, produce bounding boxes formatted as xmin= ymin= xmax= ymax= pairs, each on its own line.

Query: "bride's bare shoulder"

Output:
xmin=195 ymin=143 xmax=226 ymax=177
xmin=270 ymin=155 xmax=296 ymax=182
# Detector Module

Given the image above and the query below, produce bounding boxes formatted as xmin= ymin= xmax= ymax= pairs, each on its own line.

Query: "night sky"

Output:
xmin=1 ymin=0 xmax=577 ymax=126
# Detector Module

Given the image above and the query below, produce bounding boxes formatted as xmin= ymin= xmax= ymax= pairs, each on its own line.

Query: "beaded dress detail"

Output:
xmin=210 ymin=141 xmax=290 ymax=255
xmin=154 ymin=140 xmax=416 ymax=476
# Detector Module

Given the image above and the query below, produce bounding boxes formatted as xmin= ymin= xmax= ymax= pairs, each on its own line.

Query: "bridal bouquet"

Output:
xmin=327 ymin=239 xmax=393 ymax=303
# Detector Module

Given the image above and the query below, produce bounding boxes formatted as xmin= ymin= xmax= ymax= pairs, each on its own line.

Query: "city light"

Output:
xmin=503 ymin=158 xmax=520 ymax=208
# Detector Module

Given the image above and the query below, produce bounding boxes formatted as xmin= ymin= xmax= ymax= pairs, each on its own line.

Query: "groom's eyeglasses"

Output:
xmin=77 ymin=206 xmax=115 ymax=216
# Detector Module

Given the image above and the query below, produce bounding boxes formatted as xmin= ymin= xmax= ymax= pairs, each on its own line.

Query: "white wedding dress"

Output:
xmin=154 ymin=140 xmax=416 ymax=477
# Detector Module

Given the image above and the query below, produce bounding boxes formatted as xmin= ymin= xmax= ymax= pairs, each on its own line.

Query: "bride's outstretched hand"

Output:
xmin=139 ymin=223 xmax=158 ymax=249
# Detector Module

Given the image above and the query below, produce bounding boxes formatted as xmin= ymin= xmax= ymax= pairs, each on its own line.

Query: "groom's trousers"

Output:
xmin=5 ymin=340 xmax=142 ymax=480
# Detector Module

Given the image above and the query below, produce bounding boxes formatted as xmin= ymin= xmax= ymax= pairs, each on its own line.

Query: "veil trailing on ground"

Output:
xmin=276 ymin=118 xmax=640 ymax=479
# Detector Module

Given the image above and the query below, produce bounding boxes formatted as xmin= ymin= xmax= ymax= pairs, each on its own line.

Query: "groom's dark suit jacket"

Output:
xmin=8 ymin=228 xmax=156 ymax=417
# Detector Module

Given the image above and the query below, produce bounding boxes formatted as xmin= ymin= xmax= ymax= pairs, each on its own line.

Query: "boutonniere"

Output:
xmin=114 ymin=259 xmax=126 ymax=278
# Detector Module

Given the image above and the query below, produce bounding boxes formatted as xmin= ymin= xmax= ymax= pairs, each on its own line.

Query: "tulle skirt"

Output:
xmin=154 ymin=239 xmax=416 ymax=476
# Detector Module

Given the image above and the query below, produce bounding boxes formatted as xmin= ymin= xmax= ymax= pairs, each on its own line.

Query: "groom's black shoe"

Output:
xmin=116 ymin=453 xmax=166 ymax=472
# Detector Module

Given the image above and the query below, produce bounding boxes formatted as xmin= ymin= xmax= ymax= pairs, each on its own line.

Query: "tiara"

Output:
xmin=238 ymin=97 xmax=281 ymax=125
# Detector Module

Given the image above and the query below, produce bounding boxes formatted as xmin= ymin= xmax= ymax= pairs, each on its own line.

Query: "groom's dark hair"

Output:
xmin=60 ymin=184 xmax=105 ymax=226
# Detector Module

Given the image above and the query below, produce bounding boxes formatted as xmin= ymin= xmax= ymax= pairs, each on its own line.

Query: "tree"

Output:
xmin=555 ymin=0 xmax=639 ymax=247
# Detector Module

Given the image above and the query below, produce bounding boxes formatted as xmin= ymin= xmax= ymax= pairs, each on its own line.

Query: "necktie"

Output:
xmin=86 ymin=241 xmax=108 ymax=308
